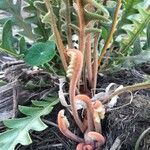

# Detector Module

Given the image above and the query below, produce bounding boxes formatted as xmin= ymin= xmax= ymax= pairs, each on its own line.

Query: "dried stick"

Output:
xmin=103 ymin=82 xmax=150 ymax=104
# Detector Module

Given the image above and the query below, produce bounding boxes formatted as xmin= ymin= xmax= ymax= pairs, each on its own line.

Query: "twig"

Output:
xmin=110 ymin=137 xmax=121 ymax=150
xmin=108 ymin=91 xmax=133 ymax=111
xmin=42 ymin=119 xmax=58 ymax=127
xmin=98 ymin=0 xmax=122 ymax=67
xmin=103 ymin=82 xmax=150 ymax=104
xmin=38 ymin=143 xmax=63 ymax=150
xmin=135 ymin=127 xmax=150 ymax=150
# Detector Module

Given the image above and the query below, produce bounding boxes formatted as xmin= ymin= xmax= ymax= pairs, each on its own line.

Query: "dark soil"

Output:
xmin=0 ymin=57 xmax=150 ymax=150
xmin=16 ymin=66 xmax=150 ymax=150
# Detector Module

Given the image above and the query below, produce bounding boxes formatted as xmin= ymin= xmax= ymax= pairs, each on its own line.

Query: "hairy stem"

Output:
xmin=75 ymin=95 xmax=94 ymax=131
xmin=76 ymin=0 xmax=86 ymax=53
xmin=98 ymin=0 xmax=122 ymax=67
xmin=92 ymin=33 xmax=100 ymax=92
xmin=65 ymin=0 xmax=73 ymax=48
xmin=68 ymin=50 xmax=85 ymax=132
xmin=85 ymin=34 xmax=93 ymax=88
xmin=45 ymin=0 xmax=68 ymax=71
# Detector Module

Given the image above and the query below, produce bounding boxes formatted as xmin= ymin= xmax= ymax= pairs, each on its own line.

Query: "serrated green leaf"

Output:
xmin=34 ymin=1 xmax=47 ymax=13
xmin=42 ymin=12 xmax=52 ymax=25
xmin=24 ymin=41 xmax=56 ymax=66
xmin=0 ymin=98 xmax=58 ymax=150
xmin=0 ymin=129 xmax=18 ymax=143
xmin=30 ymin=118 xmax=47 ymax=131
xmin=117 ymin=0 xmax=143 ymax=28
xmin=19 ymin=106 xmax=43 ymax=116
xmin=32 ymin=100 xmax=51 ymax=107
xmin=4 ymin=117 xmax=31 ymax=129
xmin=117 ymin=5 xmax=150 ymax=54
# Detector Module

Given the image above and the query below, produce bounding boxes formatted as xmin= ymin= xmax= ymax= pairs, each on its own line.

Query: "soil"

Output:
xmin=0 ymin=57 xmax=150 ymax=150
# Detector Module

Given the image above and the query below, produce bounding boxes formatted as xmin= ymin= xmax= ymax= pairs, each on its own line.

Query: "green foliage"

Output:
xmin=145 ymin=22 xmax=150 ymax=49
xmin=0 ymin=98 xmax=59 ymax=150
xmin=24 ymin=41 xmax=56 ymax=66
xmin=0 ymin=0 xmax=35 ymax=40
xmin=116 ymin=4 xmax=150 ymax=55
xmin=117 ymin=0 xmax=143 ymax=28
xmin=1 ymin=20 xmax=13 ymax=50
xmin=0 ymin=20 xmax=20 ymax=58
xmin=106 ymin=1 xmax=150 ymax=71
xmin=23 ymin=0 xmax=51 ymax=41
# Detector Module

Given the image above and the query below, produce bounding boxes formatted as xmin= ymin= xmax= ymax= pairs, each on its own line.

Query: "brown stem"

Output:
xmin=68 ymin=50 xmax=85 ymax=132
xmin=92 ymin=33 xmax=100 ymax=92
xmin=57 ymin=110 xmax=84 ymax=142
xmin=76 ymin=143 xmax=93 ymax=150
xmin=85 ymin=34 xmax=93 ymax=88
xmin=45 ymin=0 xmax=68 ymax=71
xmin=92 ymin=101 xmax=105 ymax=133
xmin=65 ymin=0 xmax=73 ymax=48
xmin=98 ymin=0 xmax=122 ymax=67
xmin=85 ymin=131 xmax=105 ymax=147
xmin=75 ymin=95 xmax=94 ymax=131
xmin=103 ymin=82 xmax=150 ymax=104
xmin=76 ymin=0 xmax=86 ymax=53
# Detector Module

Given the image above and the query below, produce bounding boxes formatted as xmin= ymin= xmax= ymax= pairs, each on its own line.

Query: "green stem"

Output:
xmin=103 ymin=81 xmax=150 ymax=104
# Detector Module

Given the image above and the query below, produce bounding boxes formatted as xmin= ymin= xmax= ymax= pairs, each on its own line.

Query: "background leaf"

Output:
xmin=0 ymin=98 xmax=59 ymax=150
xmin=24 ymin=41 xmax=56 ymax=66
xmin=1 ymin=20 xmax=13 ymax=50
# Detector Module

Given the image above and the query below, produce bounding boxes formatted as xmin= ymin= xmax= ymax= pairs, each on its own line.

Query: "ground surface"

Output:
xmin=19 ymin=65 xmax=150 ymax=150
xmin=0 ymin=54 xmax=150 ymax=150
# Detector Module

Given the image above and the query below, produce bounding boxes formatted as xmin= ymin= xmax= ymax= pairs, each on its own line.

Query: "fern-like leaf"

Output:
xmin=0 ymin=97 xmax=59 ymax=150
xmin=116 ymin=4 xmax=150 ymax=55
xmin=0 ymin=0 xmax=35 ymax=40
xmin=117 ymin=0 xmax=143 ymax=28
xmin=23 ymin=0 xmax=51 ymax=41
